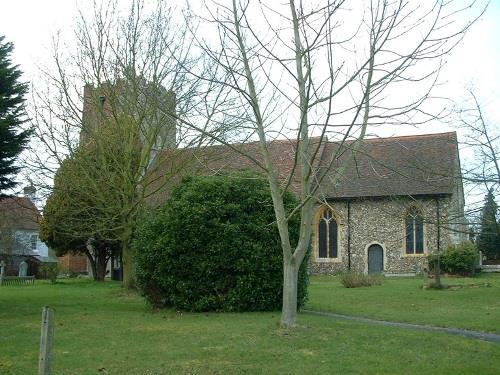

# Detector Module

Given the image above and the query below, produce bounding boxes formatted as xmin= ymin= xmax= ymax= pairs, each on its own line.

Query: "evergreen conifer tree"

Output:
xmin=477 ymin=189 xmax=500 ymax=260
xmin=0 ymin=35 xmax=30 ymax=193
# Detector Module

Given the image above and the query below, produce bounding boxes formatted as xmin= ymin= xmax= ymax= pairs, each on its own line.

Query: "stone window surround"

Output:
xmin=312 ymin=205 xmax=343 ymax=263
xmin=401 ymin=205 xmax=427 ymax=258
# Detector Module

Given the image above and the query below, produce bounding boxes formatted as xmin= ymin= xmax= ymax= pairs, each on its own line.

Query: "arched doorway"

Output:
xmin=368 ymin=244 xmax=384 ymax=274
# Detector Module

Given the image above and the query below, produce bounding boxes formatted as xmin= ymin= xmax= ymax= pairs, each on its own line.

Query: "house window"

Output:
xmin=405 ymin=208 xmax=424 ymax=254
xmin=31 ymin=234 xmax=38 ymax=251
xmin=318 ymin=208 xmax=338 ymax=258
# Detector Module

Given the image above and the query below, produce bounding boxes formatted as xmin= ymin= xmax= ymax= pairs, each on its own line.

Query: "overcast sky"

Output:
xmin=0 ymin=0 xmax=497 ymax=132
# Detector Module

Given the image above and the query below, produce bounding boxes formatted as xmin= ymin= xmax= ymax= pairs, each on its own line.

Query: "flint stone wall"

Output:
xmin=310 ymin=195 xmax=465 ymax=275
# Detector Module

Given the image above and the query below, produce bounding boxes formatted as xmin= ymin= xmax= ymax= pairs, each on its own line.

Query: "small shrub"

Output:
xmin=57 ymin=263 xmax=80 ymax=278
xmin=340 ymin=272 xmax=383 ymax=288
xmin=37 ymin=263 xmax=58 ymax=283
xmin=134 ymin=173 xmax=309 ymax=312
xmin=428 ymin=241 xmax=479 ymax=276
xmin=57 ymin=263 xmax=69 ymax=275
xmin=443 ymin=241 xmax=479 ymax=276
xmin=427 ymin=254 xmax=439 ymax=273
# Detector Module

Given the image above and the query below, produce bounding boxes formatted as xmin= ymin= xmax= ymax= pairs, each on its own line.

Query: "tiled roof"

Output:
xmin=318 ymin=132 xmax=458 ymax=199
xmin=0 ymin=197 xmax=40 ymax=230
xmin=150 ymin=132 xmax=459 ymax=204
xmin=148 ymin=138 xmax=309 ymax=205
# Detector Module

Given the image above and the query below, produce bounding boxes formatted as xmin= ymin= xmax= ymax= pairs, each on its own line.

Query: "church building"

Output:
xmin=151 ymin=131 xmax=466 ymax=276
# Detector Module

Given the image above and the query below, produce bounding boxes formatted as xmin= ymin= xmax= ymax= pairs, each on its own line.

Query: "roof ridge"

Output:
xmin=326 ymin=131 xmax=456 ymax=145
xmin=170 ymin=135 xmax=325 ymax=153
xmin=363 ymin=131 xmax=455 ymax=142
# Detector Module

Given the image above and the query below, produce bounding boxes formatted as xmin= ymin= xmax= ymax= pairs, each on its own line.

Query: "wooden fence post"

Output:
xmin=38 ymin=306 xmax=54 ymax=375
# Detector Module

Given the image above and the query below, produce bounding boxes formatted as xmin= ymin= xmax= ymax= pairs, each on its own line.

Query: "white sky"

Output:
xmin=0 ymin=0 xmax=499 ymax=206
xmin=0 ymin=0 xmax=497 ymax=132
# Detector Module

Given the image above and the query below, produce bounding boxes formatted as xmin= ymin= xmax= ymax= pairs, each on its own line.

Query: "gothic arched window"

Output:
xmin=405 ymin=207 xmax=424 ymax=254
xmin=318 ymin=208 xmax=338 ymax=258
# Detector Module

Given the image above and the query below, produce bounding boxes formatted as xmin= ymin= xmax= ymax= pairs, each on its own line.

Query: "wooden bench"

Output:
xmin=0 ymin=276 xmax=35 ymax=286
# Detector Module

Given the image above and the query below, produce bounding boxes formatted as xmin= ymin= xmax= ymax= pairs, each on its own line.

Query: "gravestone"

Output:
xmin=18 ymin=260 xmax=28 ymax=277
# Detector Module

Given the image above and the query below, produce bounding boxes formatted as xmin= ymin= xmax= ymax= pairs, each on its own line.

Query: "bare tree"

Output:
xmin=458 ymin=89 xmax=500 ymax=191
xmin=175 ymin=0 xmax=485 ymax=327
xmin=455 ymin=88 xmax=500 ymax=260
xmin=26 ymin=0 xmax=207 ymax=287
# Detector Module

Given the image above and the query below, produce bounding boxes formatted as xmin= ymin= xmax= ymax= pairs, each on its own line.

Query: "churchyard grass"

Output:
xmin=1 ymin=278 xmax=499 ymax=374
xmin=307 ymin=273 xmax=500 ymax=334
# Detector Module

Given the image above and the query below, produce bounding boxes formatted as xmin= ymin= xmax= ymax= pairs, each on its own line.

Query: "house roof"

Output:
xmin=318 ymin=132 xmax=459 ymax=199
xmin=150 ymin=132 xmax=460 ymax=204
xmin=0 ymin=197 xmax=40 ymax=230
xmin=30 ymin=255 xmax=58 ymax=263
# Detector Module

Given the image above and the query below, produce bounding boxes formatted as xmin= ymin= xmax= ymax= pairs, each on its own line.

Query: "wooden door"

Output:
xmin=368 ymin=244 xmax=383 ymax=274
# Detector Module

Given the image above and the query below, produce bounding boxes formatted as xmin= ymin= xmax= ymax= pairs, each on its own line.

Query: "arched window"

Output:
xmin=318 ymin=208 xmax=338 ymax=258
xmin=405 ymin=207 xmax=424 ymax=254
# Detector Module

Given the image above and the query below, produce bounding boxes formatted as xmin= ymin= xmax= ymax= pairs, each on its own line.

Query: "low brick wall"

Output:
xmin=58 ymin=254 xmax=87 ymax=273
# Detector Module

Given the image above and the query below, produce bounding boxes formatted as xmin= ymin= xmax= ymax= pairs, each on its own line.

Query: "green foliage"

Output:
xmin=37 ymin=263 xmax=58 ymax=283
xmin=40 ymin=150 xmax=123 ymax=281
xmin=0 ymin=35 xmax=31 ymax=192
xmin=40 ymin=149 xmax=123 ymax=255
xmin=134 ymin=173 xmax=309 ymax=312
xmin=443 ymin=241 xmax=479 ymax=276
xmin=428 ymin=241 xmax=479 ymax=276
xmin=476 ymin=190 xmax=500 ymax=260
xmin=339 ymin=272 xmax=384 ymax=288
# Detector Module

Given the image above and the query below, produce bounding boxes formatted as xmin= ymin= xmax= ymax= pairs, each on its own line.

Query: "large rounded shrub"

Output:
xmin=134 ymin=174 xmax=309 ymax=312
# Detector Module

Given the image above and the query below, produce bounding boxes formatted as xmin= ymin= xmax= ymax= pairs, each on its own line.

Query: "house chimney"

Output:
xmin=23 ymin=184 xmax=36 ymax=202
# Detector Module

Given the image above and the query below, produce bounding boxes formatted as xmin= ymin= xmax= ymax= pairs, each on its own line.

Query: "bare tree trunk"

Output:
xmin=83 ymin=248 xmax=98 ymax=281
xmin=281 ymin=258 xmax=299 ymax=327
xmin=122 ymin=227 xmax=135 ymax=289
xmin=434 ymin=256 xmax=442 ymax=287
xmin=95 ymin=249 xmax=107 ymax=282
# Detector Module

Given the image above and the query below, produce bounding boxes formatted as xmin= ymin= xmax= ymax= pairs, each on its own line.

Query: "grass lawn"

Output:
xmin=306 ymin=273 xmax=500 ymax=334
xmin=0 ymin=278 xmax=499 ymax=374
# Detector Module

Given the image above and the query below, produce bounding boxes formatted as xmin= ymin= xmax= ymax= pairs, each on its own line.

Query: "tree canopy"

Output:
xmin=40 ymin=142 xmax=125 ymax=281
xmin=476 ymin=190 xmax=500 ymax=260
xmin=0 ymin=35 xmax=31 ymax=192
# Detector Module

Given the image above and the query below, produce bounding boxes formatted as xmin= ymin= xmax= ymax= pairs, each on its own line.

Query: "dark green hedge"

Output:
xmin=134 ymin=174 xmax=309 ymax=312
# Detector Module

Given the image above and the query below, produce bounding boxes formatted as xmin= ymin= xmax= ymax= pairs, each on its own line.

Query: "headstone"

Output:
xmin=0 ymin=260 xmax=5 ymax=277
xmin=19 ymin=260 xmax=28 ymax=277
